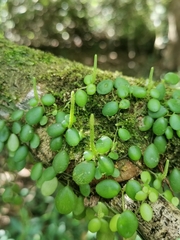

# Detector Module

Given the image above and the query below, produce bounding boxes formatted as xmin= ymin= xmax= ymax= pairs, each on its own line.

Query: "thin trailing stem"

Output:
xmin=121 ymin=187 xmax=125 ymax=212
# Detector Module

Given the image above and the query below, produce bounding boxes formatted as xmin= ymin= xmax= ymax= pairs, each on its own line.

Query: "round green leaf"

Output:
xmin=65 ymin=128 xmax=80 ymax=146
xmin=169 ymin=168 xmax=180 ymax=193
xmin=140 ymin=203 xmax=153 ymax=222
xmin=41 ymin=93 xmax=55 ymax=106
xmin=55 ymin=186 xmax=76 ymax=214
xmin=95 ymin=179 xmax=121 ymax=199
xmin=52 ymin=150 xmax=70 ymax=174
xmin=143 ymin=143 xmax=159 ymax=168
xmin=95 ymin=136 xmax=113 ymax=154
xmin=102 ymin=101 xmax=119 ymax=116
xmin=117 ymin=210 xmax=138 ymax=238
xmin=73 ymin=161 xmax=95 ymax=185
xmin=97 ymin=79 xmax=113 ymax=95
xmin=75 ymin=89 xmax=88 ymax=107
xmin=169 ymin=114 xmax=180 ymax=130
xmin=25 ymin=106 xmax=44 ymax=125
xmin=167 ymin=99 xmax=180 ymax=113
xmin=164 ymin=72 xmax=179 ymax=85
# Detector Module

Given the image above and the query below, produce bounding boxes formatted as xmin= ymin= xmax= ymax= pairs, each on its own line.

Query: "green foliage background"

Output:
xmin=0 ymin=0 xmax=170 ymax=77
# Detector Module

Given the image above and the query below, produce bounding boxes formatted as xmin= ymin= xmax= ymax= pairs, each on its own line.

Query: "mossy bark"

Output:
xmin=0 ymin=37 xmax=180 ymax=239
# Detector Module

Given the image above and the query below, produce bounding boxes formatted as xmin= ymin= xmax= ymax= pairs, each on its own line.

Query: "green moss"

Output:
xmin=1 ymin=37 xmax=180 ymax=171
xmin=0 ymin=38 xmax=131 ymax=112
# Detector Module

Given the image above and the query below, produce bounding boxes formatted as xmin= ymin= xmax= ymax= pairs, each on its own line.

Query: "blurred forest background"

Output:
xmin=1 ymin=0 xmax=180 ymax=77
xmin=0 ymin=0 xmax=180 ymax=239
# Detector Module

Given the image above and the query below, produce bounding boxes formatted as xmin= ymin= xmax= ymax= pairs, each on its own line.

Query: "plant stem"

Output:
xmin=148 ymin=67 xmax=154 ymax=91
xmin=92 ymin=54 xmax=97 ymax=83
xmin=89 ymin=113 xmax=96 ymax=155
xmin=68 ymin=91 xmax=75 ymax=128
xmin=160 ymin=159 xmax=169 ymax=180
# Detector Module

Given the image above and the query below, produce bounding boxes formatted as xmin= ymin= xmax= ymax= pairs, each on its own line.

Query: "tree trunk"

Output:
xmin=0 ymin=37 xmax=180 ymax=240
xmin=163 ymin=0 xmax=180 ymax=71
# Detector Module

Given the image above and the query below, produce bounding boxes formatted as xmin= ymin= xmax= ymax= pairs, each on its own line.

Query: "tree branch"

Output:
xmin=1 ymin=37 xmax=180 ymax=240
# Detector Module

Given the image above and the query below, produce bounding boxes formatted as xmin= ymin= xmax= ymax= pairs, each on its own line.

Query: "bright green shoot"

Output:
xmin=68 ymin=91 xmax=75 ymax=128
xmin=148 ymin=67 xmax=154 ymax=91
xmin=159 ymin=159 xmax=169 ymax=181
xmin=92 ymin=54 xmax=97 ymax=83
xmin=89 ymin=113 xmax=96 ymax=155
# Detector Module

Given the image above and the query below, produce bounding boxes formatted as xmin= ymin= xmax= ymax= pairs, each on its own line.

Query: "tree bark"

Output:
xmin=0 ymin=37 xmax=180 ymax=240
